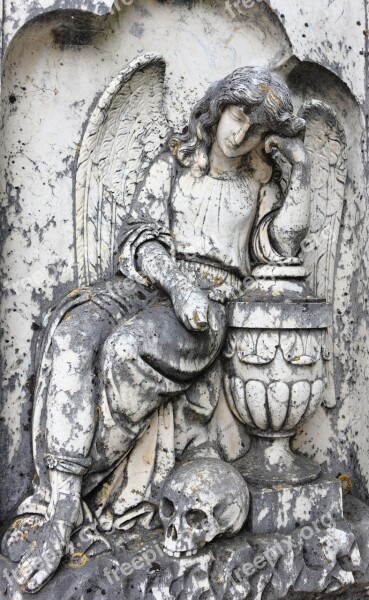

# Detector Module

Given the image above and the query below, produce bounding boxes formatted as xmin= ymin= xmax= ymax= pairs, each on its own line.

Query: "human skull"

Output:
xmin=159 ymin=458 xmax=249 ymax=558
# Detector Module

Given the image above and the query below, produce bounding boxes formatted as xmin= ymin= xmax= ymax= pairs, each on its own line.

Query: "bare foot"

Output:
xmin=1 ymin=515 xmax=45 ymax=563
xmin=16 ymin=497 xmax=81 ymax=593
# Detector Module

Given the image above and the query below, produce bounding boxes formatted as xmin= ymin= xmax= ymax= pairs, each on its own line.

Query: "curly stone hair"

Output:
xmin=170 ymin=66 xmax=305 ymax=176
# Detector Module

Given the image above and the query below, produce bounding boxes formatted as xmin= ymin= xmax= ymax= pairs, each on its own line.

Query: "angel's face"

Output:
xmin=215 ymin=105 xmax=269 ymax=159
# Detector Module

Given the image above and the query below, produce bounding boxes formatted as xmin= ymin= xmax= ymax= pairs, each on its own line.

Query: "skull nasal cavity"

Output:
xmin=168 ymin=525 xmax=177 ymax=540
xmin=186 ymin=509 xmax=208 ymax=528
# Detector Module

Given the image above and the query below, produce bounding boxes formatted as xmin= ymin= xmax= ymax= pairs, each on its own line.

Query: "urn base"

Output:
xmin=235 ymin=434 xmax=321 ymax=486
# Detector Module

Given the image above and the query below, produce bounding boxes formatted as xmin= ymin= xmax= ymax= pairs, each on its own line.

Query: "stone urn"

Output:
xmin=224 ymin=266 xmax=332 ymax=486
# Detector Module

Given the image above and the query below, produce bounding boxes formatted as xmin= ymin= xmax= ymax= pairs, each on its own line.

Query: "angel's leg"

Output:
xmin=16 ymin=470 xmax=82 ymax=593
xmin=16 ymin=301 xmax=115 ymax=593
xmin=99 ymin=300 xmax=227 ymax=456
xmin=46 ymin=302 xmax=116 ymax=456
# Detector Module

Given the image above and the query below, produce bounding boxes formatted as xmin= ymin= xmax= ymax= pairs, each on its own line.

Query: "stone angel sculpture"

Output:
xmin=2 ymin=53 xmax=346 ymax=593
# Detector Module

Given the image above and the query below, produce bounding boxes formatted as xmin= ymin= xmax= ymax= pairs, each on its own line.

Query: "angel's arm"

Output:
xmin=138 ymin=242 xmax=213 ymax=331
xmin=266 ymin=135 xmax=311 ymax=257
xmin=117 ymin=152 xmax=177 ymax=282
xmin=117 ymin=153 xmax=211 ymax=331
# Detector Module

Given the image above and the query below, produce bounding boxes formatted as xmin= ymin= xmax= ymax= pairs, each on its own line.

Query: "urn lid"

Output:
xmin=228 ymin=267 xmax=332 ymax=330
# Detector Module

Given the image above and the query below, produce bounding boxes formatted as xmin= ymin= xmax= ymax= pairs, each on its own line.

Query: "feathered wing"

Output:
xmin=299 ymin=100 xmax=348 ymax=408
xmin=299 ymin=100 xmax=347 ymax=302
xmin=75 ymin=53 xmax=171 ymax=287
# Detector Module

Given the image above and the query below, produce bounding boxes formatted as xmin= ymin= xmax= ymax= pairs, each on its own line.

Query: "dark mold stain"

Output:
xmin=50 ymin=11 xmax=106 ymax=46
xmin=130 ymin=22 xmax=145 ymax=38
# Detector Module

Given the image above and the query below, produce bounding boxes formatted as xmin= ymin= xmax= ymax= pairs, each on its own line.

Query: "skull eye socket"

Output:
xmin=186 ymin=509 xmax=208 ymax=529
xmin=161 ymin=497 xmax=175 ymax=518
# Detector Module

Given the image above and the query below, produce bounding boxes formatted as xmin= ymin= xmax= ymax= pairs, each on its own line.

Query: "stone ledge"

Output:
xmin=247 ymin=475 xmax=343 ymax=535
xmin=1 ymin=495 xmax=368 ymax=599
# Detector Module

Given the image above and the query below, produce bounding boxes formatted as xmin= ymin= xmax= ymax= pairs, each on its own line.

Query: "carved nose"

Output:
xmin=234 ymin=132 xmax=243 ymax=146
xmin=167 ymin=525 xmax=178 ymax=541
xmin=234 ymin=125 xmax=249 ymax=146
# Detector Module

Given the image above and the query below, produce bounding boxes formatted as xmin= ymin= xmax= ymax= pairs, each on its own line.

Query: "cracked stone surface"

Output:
xmin=1 ymin=495 xmax=369 ymax=599
xmin=1 ymin=1 xmax=369 ymax=599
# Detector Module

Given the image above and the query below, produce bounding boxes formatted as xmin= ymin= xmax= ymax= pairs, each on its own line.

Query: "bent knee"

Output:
xmin=101 ymin=328 xmax=140 ymax=369
xmin=52 ymin=318 xmax=77 ymax=353
xmin=52 ymin=302 xmax=105 ymax=354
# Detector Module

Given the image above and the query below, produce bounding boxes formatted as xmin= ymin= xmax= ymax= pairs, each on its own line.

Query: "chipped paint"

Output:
xmin=1 ymin=1 xmax=369 ymax=598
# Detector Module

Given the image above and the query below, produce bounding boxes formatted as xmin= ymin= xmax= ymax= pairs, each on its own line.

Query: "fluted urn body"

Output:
xmin=225 ymin=270 xmax=332 ymax=486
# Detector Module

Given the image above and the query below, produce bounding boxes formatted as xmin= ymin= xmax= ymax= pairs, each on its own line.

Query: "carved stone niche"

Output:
xmin=1 ymin=1 xmax=369 ymax=600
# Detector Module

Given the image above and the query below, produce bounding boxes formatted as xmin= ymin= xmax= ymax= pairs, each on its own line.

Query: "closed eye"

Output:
xmin=244 ymin=123 xmax=269 ymax=138
xmin=229 ymin=107 xmax=248 ymax=124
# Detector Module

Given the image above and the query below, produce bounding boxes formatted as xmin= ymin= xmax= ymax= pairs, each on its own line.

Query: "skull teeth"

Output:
xmin=164 ymin=548 xmax=198 ymax=558
xmin=163 ymin=549 xmax=180 ymax=558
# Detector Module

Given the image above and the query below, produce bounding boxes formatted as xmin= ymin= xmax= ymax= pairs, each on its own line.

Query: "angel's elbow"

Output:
xmin=271 ymin=225 xmax=308 ymax=257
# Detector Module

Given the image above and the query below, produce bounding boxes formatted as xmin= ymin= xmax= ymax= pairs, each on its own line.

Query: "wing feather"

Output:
xmin=299 ymin=100 xmax=347 ymax=303
xmin=299 ymin=100 xmax=347 ymax=408
xmin=261 ymin=100 xmax=346 ymax=408
xmin=76 ymin=53 xmax=171 ymax=286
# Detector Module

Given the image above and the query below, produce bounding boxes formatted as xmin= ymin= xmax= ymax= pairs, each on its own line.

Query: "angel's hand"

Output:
xmin=170 ymin=283 xmax=211 ymax=332
xmin=265 ymin=135 xmax=309 ymax=167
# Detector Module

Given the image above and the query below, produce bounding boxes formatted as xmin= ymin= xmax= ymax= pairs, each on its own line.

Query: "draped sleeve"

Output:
xmin=117 ymin=152 xmax=177 ymax=285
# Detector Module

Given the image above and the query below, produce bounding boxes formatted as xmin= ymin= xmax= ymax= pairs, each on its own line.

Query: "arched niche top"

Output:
xmin=2 ymin=0 xmax=365 ymax=106
xmin=2 ymin=0 xmax=114 ymax=56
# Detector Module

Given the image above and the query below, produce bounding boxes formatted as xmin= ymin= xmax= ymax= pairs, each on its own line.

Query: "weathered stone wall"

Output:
xmin=1 ymin=0 xmax=368 ymax=526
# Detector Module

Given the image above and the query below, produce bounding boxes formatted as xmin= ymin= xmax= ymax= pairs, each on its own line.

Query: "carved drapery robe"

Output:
xmin=17 ymin=151 xmax=284 ymax=533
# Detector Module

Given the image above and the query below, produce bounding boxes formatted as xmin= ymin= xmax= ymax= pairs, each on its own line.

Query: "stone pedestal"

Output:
xmin=236 ymin=436 xmax=322 ymax=487
xmin=245 ymin=475 xmax=343 ymax=535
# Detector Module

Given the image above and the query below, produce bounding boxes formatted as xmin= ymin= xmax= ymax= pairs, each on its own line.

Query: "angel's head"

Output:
xmin=170 ymin=66 xmax=305 ymax=177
